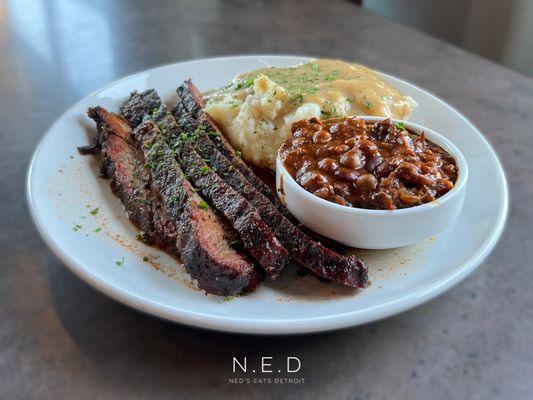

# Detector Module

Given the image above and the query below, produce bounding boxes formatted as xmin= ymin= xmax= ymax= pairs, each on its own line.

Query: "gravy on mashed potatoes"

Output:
xmin=204 ymin=59 xmax=417 ymax=169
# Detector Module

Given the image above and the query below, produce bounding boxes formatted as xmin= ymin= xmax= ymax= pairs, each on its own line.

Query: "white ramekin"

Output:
xmin=276 ymin=116 xmax=468 ymax=249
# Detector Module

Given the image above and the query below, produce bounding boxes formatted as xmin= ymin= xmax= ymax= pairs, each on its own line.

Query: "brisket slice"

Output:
xmin=173 ymin=81 xmax=279 ymax=205
xmin=84 ymin=107 xmax=157 ymax=245
xmin=121 ymin=92 xmax=290 ymax=280
xmin=170 ymin=100 xmax=367 ymax=288
xmin=175 ymin=80 xmax=348 ymax=255
xmin=84 ymin=107 xmax=258 ymax=295
xmin=121 ymin=90 xmax=367 ymax=288
xmin=120 ymin=89 xmax=162 ymax=128
xmin=132 ymin=121 xmax=259 ymax=295
xmin=177 ymin=141 xmax=289 ymax=279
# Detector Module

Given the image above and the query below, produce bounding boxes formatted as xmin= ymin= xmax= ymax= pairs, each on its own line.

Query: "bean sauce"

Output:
xmin=279 ymin=117 xmax=458 ymax=210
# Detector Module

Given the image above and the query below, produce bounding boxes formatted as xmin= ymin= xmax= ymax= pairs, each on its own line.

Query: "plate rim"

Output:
xmin=26 ymin=54 xmax=509 ymax=334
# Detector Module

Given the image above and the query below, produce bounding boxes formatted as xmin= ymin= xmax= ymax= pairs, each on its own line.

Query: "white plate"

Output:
xmin=27 ymin=55 xmax=508 ymax=334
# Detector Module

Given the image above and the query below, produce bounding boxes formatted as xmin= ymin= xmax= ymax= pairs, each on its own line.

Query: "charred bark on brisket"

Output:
xmin=132 ymin=121 xmax=260 ymax=294
xmin=173 ymin=82 xmax=280 ymax=205
xmin=121 ymin=90 xmax=367 ymax=288
xmin=177 ymin=141 xmax=289 ymax=279
xmin=174 ymin=105 xmax=367 ymax=287
xmin=85 ymin=107 xmax=158 ymax=245
xmin=175 ymin=80 xmax=349 ymax=255
xmin=84 ymin=107 xmax=259 ymax=295
xmin=121 ymin=92 xmax=289 ymax=279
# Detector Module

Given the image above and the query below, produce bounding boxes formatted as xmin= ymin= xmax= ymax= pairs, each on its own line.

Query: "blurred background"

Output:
xmin=363 ymin=0 xmax=533 ymax=77
xmin=2 ymin=0 xmax=531 ymax=81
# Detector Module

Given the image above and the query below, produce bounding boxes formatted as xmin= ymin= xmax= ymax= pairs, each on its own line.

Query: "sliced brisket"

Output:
xmin=122 ymin=92 xmax=290 ymax=279
xmin=120 ymin=89 xmax=162 ymax=128
xmin=173 ymin=81 xmax=280 ymax=205
xmin=84 ymin=107 xmax=157 ymax=245
xmin=84 ymin=107 xmax=258 ymax=295
xmin=175 ymin=80 xmax=349 ymax=255
xmin=132 ymin=121 xmax=260 ymax=295
xmin=178 ymin=141 xmax=289 ymax=279
xmin=171 ymin=99 xmax=367 ymax=288
xmin=121 ymin=90 xmax=366 ymax=288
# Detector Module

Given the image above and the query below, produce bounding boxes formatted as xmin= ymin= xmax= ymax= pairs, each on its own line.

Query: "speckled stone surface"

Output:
xmin=1 ymin=0 xmax=531 ymax=399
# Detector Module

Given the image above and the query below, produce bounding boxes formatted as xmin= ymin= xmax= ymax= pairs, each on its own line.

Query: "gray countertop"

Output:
xmin=1 ymin=0 xmax=532 ymax=399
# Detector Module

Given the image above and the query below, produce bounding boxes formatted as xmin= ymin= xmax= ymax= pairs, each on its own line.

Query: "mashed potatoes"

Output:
xmin=205 ymin=59 xmax=416 ymax=169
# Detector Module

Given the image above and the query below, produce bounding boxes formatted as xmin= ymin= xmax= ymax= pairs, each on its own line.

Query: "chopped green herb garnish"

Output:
xmin=199 ymin=166 xmax=210 ymax=175
xmin=227 ymin=165 xmax=234 ymax=172
xmin=135 ymin=231 xmax=145 ymax=241
xmin=346 ymin=97 xmax=356 ymax=103
xmin=207 ymin=131 xmax=220 ymax=138
xmin=198 ymin=200 xmax=209 ymax=210
xmin=244 ymin=77 xmax=255 ymax=88
xmin=235 ymin=149 xmax=242 ymax=158
xmin=222 ymin=296 xmax=234 ymax=302
xmin=115 ymin=257 xmax=125 ymax=267
xmin=90 ymin=207 xmax=100 ymax=216
xmin=94 ymin=227 xmax=102 ymax=233
xmin=310 ymin=63 xmax=318 ymax=71
xmin=325 ymin=70 xmax=338 ymax=81
xmin=142 ymin=256 xmax=149 ymax=262
xmin=320 ymin=110 xmax=331 ymax=118
xmin=229 ymin=240 xmax=242 ymax=250
xmin=145 ymin=160 xmax=157 ymax=170
xmin=72 ymin=224 xmax=82 ymax=232
xmin=234 ymin=77 xmax=254 ymax=90
xmin=395 ymin=122 xmax=406 ymax=130
xmin=323 ymin=100 xmax=340 ymax=117
xmin=364 ymin=102 xmax=374 ymax=110
xmin=168 ymin=194 xmax=179 ymax=204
